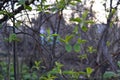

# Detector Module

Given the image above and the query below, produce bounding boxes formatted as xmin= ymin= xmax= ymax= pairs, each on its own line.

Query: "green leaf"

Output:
xmin=73 ymin=43 xmax=80 ymax=52
xmin=59 ymin=38 xmax=66 ymax=43
xmin=56 ymin=0 xmax=66 ymax=9
xmin=36 ymin=5 xmax=42 ymax=11
xmin=77 ymin=38 xmax=87 ymax=44
xmin=78 ymin=54 xmax=87 ymax=60
xmin=0 ymin=10 xmax=7 ymax=15
xmin=40 ymin=33 xmax=45 ymax=37
xmin=85 ymin=20 xmax=95 ymax=24
xmin=18 ymin=0 xmax=25 ymax=5
xmin=44 ymin=5 xmax=50 ymax=10
xmin=25 ymin=5 xmax=32 ymax=11
xmin=35 ymin=61 xmax=41 ymax=66
xmin=106 ymin=41 xmax=111 ymax=47
xmin=82 ymin=11 xmax=88 ymax=19
xmin=70 ymin=1 xmax=77 ymax=5
xmin=55 ymin=62 xmax=63 ymax=68
xmin=103 ymin=71 xmax=116 ymax=79
xmin=65 ymin=35 xmax=73 ymax=43
xmin=65 ymin=43 xmax=72 ymax=52
xmin=10 ymin=77 xmax=14 ymax=80
xmin=70 ymin=17 xmax=82 ymax=23
xmin=87 ymin=46 xmax=96 ymax=53
xmin=0 ymin=11 xmax=13 ymax=17
xmin=51 ymin=7 xmax=58 ymax=12
xmin=75 ymin=0 xmax=81 ymax=2
xmin=15 ymin=20 xmax=22 ymax=27
xmin=78 ymin=71 xmax=86 ymax=75
xmin=86 ymin=67 xmax=93 ymax=78
xmin=63 ymin=70 xmax=85 ymax=79
xmin=23 ymin=74 xmax=31 ymax=79
xmin=63 ymin=70 xmax=76 ymax=75
xmin=46 ymin=28 xmax=51 ymax=35
xmin=82 ymin=26 xmax=88 ymax=32
xmin=8 ymin=33 xmax=20 ymax=42
xmin=112 ymin=9 xmax=117 ymax=15
xmin=48 ymin=62 xmax=63 ymax=75
xmin=70 ymin=0 xmax=81 ymax=5
xmin=51 ymin=33 xmax=58 ymax=37
xmin=117 ymin=61 xmax=120 ymax=68
xmin=73 ymin=26 xmax=78 ymax=34
xmin=46 ymin=36 xmax=52 ymax=42
xmin=33 ymin=61 xmax=41 ymax=70
xmin=110 ymin=21 xmax=114 ymax=27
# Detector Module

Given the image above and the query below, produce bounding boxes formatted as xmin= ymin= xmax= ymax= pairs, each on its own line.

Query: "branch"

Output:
xmin=97 ymin=0 xmax=120 ymax=73
xmin=0 ymin=0 xmax=35 ymax=24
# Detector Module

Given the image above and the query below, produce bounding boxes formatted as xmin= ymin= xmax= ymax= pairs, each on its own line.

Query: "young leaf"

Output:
xmin=36 ymin=5 xmax=42 ymax=11
xmin=103 ymin=71 xmax=116 ymax=79
xmin=70 ymin=17 xmax=82 ymax=23
xmin=86 ymin=67 xmax=93 ymax=78
xmin=78 ymin=54 xmax=87 ymax=60
xmin=46 ymin=28 xmax=51 ymax=35
xmin=65 ymin=35 xmax=73 ymax=43
xmin=15 ymin=20 xmax=22 ymax=27
xmin=0 ymin=10 xmax=7 ymax=15
xmin=59 ymin=38 xmax=65 ymax=43
xmin=55 ymin=62 xmax=63 ymax=68
xmin=44 ymin=5 xmax=50 ymax=10
xmin=51 ymin=33 xmax=58 ymax=37
xmin=40 ymin=33 xmax=45 ymax=37
xmin=9 ymin=33 xmax=20 ymax=42
xmin=63 ymin=70 xmax=76 ymax=75
xmin=106 ymin=41 xmax=111 ymax=47
xmin=82 ymin=26 xmax=88 ymax=32
xmin=56 ymin=0 xmax=65 ymax=9
xmin=70 ymin=1 xmax=77 ymax=5
xmin=87 ymin=46 xmax=96 ymax=53
xmin=82 ymin=11 xmax=88 ymax=19
xmin=111 ymin=9 xmax=117 ymax=15
xmin=73 ymin=26 xmax=78 ymax=34
xmin=73 ymin=43 xmax=80 ymax=52
xmin=65 ymin=43 xmax=72 ymax=52
xmin=85 ymin=20 xmax=95 ymax=24
xmin=24 ymin=5 xmax=32 ymax=11
xmin=33 ymin=61 xmax=41 ymax=70
xmin=77 ymin=38 xmax=87 ymax=44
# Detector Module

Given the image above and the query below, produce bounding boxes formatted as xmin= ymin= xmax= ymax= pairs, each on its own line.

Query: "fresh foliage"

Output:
xmin=0 ymin=0 xmax=120 ymax=80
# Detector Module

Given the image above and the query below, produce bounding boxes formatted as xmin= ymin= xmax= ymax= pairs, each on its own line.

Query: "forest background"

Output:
xmin=0 ymin=0 xmax=120 ymax=80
